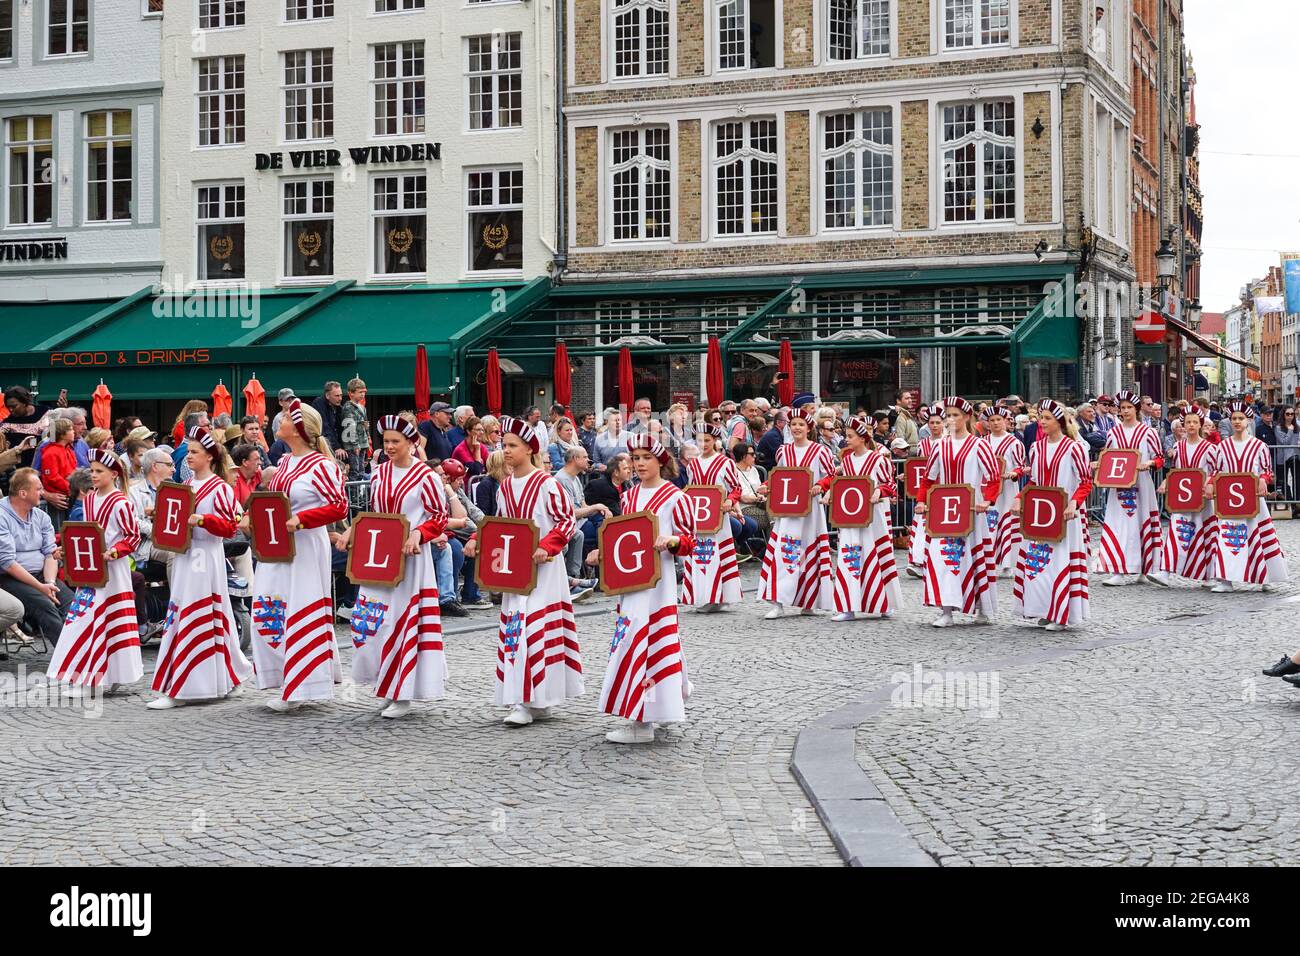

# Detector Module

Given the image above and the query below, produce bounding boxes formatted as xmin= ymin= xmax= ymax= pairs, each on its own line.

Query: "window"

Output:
xmin=715 ymin=0 xmax=775 ymax=70
xmin=941 ymin=100 xmax=1014 ymax=223
xmin=284 ymin=49 xmax=334 ymax=142
xmin=827 ymin=0 xmax=890 ymax=60
xmin=466 ymin=167 xmax=523 ymax=272
xmin=612 ymin=0 xmax=669 ymax=78
xmin=934 ymin=285 xmax=1028 ymax=334
xmin=286 ymin=0 xmax=332 ymax=21
xmin=943 ymin=0 xmax=1009 ymax=50
xmin=47 ymin=0 xmax=89 ymax=56
xmin=822 ymin=108 xmax=893 ymax=229
xmin=1094 ymin=105 xmax=1111 ymax=237
xmin=85 ymin=111 xmax=132 ymax=223
xmin=144 ymin=0 xmax=165 ymax=16
xmin=1 ymin=1 xmax=14 ymax=59
xmin=372 ymin=173 xmax=427 ymax=275
xmin=372 ymin=42 xmax=425 ymax=136
xmin=376 ymin=0 xmax=424 ymax=10
xmin=713 ymin=118 xmax=778 ymax=236
xmin=196 ymin=182 xmax=246 ymax=280
xmin=597 ymin=301 xmax=674 ymax=344
xmin=814 ymin=291 xmax=898 ymax=336
xmin=282 ymin=178 xmax=334 ymax=278
xmin=199 ymin=0 xmax=244 ymax=30
xmin=466 ymin=33 xmax=522 ymax=131
xmin=609 ymin=127 xmax=671 ymax=241
xmin=6 ymin=116 xmax=54 ymax=226
xmin=197 ymin=56 xmax=246 ymax=146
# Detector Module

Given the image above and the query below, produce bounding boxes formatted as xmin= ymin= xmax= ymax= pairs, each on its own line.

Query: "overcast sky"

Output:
xmin=1186 ymin=0 xmax=1300 ymax=311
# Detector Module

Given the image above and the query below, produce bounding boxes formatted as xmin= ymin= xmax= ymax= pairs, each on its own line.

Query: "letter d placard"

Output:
xmin=1020 ymin=486 xmax=1068 ymax=543
xmin=924 ymin=484 xmax=974 ymax=538
xmin=247 ymin=491 xmax=296 ymax=563
xmin=598 ymin=511 xmax=661 ymax=596
xmin=61 ymin=521 xmax=108 ymax=588
xmin=345 ymin=512 xmax=410 ymax=588
xmin=474 ymin=516 xmax=540 ymax=596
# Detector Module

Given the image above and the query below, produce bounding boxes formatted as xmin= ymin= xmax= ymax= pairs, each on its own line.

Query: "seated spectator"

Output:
xmin=476 ymin=449 xmax=504 ymax=520
xmin=440 ymin=458 xmax=491 ymax=610
xmin=547 ymin=417 xmax=582 ymax=472
xmin=553 ymin=445 xmax=606 ymax=595
xmin=585 ymin=451 xmax=629 ymax=517
xmin=0 ymin=468 xmax=72 ymax=642
xmin=732 ymin=442 xmax=769 ymax=558
xmin=0 ymin=431 xmax=27 ymax=495
xmin=65 ymin=468 xmax=93 ymax=522
xmin=230 ymin=443 xmax=263 ymax=509
xmin=452 ymin=416 xmax=490 ymax=476
xmin=123 ymin=438 xmax=152 ymax=484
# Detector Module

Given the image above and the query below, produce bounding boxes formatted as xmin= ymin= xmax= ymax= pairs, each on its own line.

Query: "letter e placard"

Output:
xmin=925 ymin=484 xmax=974 ymax=538
xmin=1095 ymin=448 xmax=1140 ymax=488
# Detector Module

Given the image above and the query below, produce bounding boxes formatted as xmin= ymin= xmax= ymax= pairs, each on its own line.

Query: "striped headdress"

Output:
xmin=627 ymin=432 xmax=671 ymax=465
xmin=1037 ymin=399 xmax=1066 ymax=422
xmin=1225 ymin=400 xmax=1256 ymax=418
xmin=694 ymin=422 xmax=724 ymax=439
xmin=943 ymin=395 xmax=974 ymax=415
xmin=793 ymin=405 xmax=818 ymax=424
xmin=288 ymin=398 xmax=312 ymax=444
xmin=376 ymin=414 xmax=418 ymax=441
xmin=89 ymin=448 xmax=124 ymax=476
xmin=846 ymin=415 xmax=872 ymax=438
xmin=501 ymin=416 xmax=541 ymax=454
xmin=1115 ymin=389 xmax=1141 ymax=408
xmin=187 ymin=426 xmax=216 ymax=450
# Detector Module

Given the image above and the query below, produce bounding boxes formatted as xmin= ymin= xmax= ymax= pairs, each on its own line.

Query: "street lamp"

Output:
xmin=1187 ymin=298 xmax=1202 ymax=328
xmin=1155 ymin=235 xmax=1177 ymax=285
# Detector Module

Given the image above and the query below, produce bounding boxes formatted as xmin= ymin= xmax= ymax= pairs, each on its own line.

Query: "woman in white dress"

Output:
xmin=1210 ymin=401 xmax=1289 ymax=592
xmin=983 ymin=404 xmax=1025 ymax=577
xmin=1153 ymin=408 xmax=1218 ymax=585
xmin=906 ymin=404 xmax=945 ymax=577
xmin=1096 ymin=389 xmax=1164 ymax=586
xmin=829 ymin=417 xmax=900 ymax=622
xmin=681 ymin=423 xmax=742 ymax=612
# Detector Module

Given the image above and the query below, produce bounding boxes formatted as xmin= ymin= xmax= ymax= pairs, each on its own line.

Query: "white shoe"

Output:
xmin=1102 ymin=575 xmax=1128 ymax=586
xmin=906 ymin=566 xmax=922 ymax=579
xmin=831 ymin=611 xmax=855 ymax=622
xmin=503 ymin=704 xmax=533 ymax=726
xmin=684 ymin=679 xmax=695 ymax=700
xmin=1211 ymin=581 xmax=1234 ymax=593
xmin=335 ymin=604 xmax=353 ymax=621
xmin=605 ymin=720 xmax=655 ymax=744
xmin=1044 ymin=622 xmax=1066 ymax=631
xmin=527 ymin=705 xmax=554 ymax=720
xmin=146 ymin=696 xmax=178 ymax=710
xmin=225 ymin=683 xmax=244 ymax=699
xmin=972 ymin=611 xmax=991 ymax=626
xmin=763 ymin=606 xmax=783 ymax=620
xmin=932 ymin=611 xmax=954 ymax=628
xmin=799 ymin=607 xmax=817 ymax=616
xmin=1262 ymin=583 xmax=1276 ymax=593
xmin=1146 ymin=572 xmax=1170 ymax=587
xmin=380 ymin=700 xmax=412 ymax=719
xmin=266 ymin=698 xmax=301 ymax=713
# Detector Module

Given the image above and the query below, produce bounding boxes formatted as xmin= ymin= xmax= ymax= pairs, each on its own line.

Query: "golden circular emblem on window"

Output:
xmin=387 ymin=227 xmax=414 ymax=254
xmin=481 ymin=222 xmax=509 ymax=251
xmin=209 ymin=235 xmax=234 ymax=261
xmin=297 ymin=230 xmax=322 ymax=258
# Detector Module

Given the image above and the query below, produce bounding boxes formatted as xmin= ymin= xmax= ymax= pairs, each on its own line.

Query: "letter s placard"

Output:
xmin=61 ymin=521 xmax=108 ymax=588
xmin=598 ymin=511 xmax=661 ymax=596
xmin=247 ymin=491 xmax=296 ymax=563
xmin=345 ymin=512 xmax=410 ymax=588
xmin=474 ymin=516 xmax=540 ymax=596
xmin=1020 ymin=486 xmax=1068 ymax=543
xmin=1164 ymin=468 xmax=1206 ymax=514
xmin=924 ymin=484 xmax=974 ymax=538
xmin=766 ymin=467 xmax=814 ymax=518
xmin=1213 ymin=473 xmax=1257 ymax=521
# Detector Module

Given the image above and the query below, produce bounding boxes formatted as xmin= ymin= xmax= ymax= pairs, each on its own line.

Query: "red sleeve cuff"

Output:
xmin=295 ymin=501 xmax=348 ymax=530
xmin=816 ymin=475 xmax=834 ymax=493
xmin=727 ymin=486 xmax=743 ymax=504
xmin=539 ymin=527 xmax=569 ymax=557
xmin=417 ymin=517 xmax=447 ymax=543
xmin=670 ymin=532 xmax=697 ymax=557
xmin=202 ymin=516 xmax=237 ymax=539
xmin=111 ymin=541 xmax=134 ymax=559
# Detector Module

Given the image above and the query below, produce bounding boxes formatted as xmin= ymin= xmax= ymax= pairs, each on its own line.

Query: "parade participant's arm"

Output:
xmin=196 ymin=487 xmax=238 ymax=539
xmin=108 ymin=500 xmax=141 ymax=559
xmin=294 ymin=461 xmax=348 ymax=529
xmin=537 ymin=481 xmax=575 ymax=558
xmin=417 ymin=474 xmax=449 ymax=543
xmin=664 ymin=493 xmax=697 ymax=557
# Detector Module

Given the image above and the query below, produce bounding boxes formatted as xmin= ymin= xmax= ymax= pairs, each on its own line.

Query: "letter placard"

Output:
xmin=904 ymin=458 xmax=929 ymax=500
xmin=766 ymin=467 xmax=814 ymax=518
xmin=247 ymin=492 xmax=295 ymax=563
xmin=598 ymin=512 xmax=661 ymax=596
xmin=151 ymin=481 xmax=195 ymax=554
xmin=1020 ymin=486 xmax=1068 ymax=544
xmin=1095 ymin=448 xmax=1140 ymax=488
xmin=346 ymin=513 xmax=410 ymax=588
xmin=1213 ymin=472 xmax=1258 ymax=520
xmin=474 ymin=517 xmax=540 ymax=596
xmin=829 ymin=475 xmax=875 ymax=528
xmin=62 ymin=522 xmax=108 ymax=588
xmin=925 ymin=484 xmax=974 ymax=538
xmin=1164 ymin=468 xmax=1206 ymax=514
xmin=683 ymin=484 xmax=725 ymax=535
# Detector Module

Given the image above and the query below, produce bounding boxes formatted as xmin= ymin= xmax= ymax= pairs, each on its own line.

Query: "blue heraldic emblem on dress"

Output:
xmin=780 ymin=535 xmax=802 ymax=572
xmin=1222 ymin=522 xmax=1248 ymax=555
xmin=64 ymin=587 xmax=95 ymax=625
xmin=692 ymin=538 xmax=716 ymax=566
xmin=610 ymin=613 xmax=631 ymax=656
xmin=985 ymin=508 xmax=1000 ymax=533
xmin=1117 ymin=487 xmax=1139 ymax=517
xmin=163 ymin=600 xmax=178 ymax=634
xmin=350 ymin=597 xmax=388 ymax=648
xmin=1023 ymin=542 xmax=1053 ymax=580
xmin=941 ymin=537 xmax=965 ymax=574
xmin=502 ymin=611 xmax=524 ymax=664
xmin=1176 ymin=516 xmax=1196 ymax=551
xmin=841 ymin=544 xmax=864 ymax=576
xmin=252 ymin=596 xmax=287 ymax=648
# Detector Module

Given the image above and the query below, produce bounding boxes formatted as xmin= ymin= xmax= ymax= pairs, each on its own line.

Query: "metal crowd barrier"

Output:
xmin=345 ymin=480 xmax=370 ymax=516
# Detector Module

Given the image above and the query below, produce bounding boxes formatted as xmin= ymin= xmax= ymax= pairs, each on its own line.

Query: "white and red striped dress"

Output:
xmin=151 ymin=476 xmax=253 ymax=699
xmin=1096 ymin=423 xmax=1162 ymax=576
xmin=494 ymin=469 xmax=583 ymax=707
xmin=1012 ymin=435 xmax=1091 ymax=626
xmin=908 ymin=434 xmax=938 ymax=569
xmin=758 ymin=441 xmax=836 ymax=610
xmin=599 ymin=481 xmax=695 ymax=724
xmin=986 ymin=432 xmax=1026 ymax=571
xmin=832 ymin=447 xmax=901 ymax=615
xmin=250 ymin=452 xmax=347 ymax=703
xmin=350 ymin=460 xmax=448 ymax=702
xmin=48 ymin=489 xmax=143 ymax=688
xmin=681 ymin=452 xmax=742 ymax=607
xmin=1213 ymin=437 xmax=1289 ymax=585
xmin=1159 ymin=438 xmax=1218 ymax=581
xmin=921 ymin=434 xmax=1001 ymax=616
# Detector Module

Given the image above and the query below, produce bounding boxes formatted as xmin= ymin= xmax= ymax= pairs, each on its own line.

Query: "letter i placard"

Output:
xmin=345 ymin=513 xmax=410 ymax=587
xmin=1019 ymin=486 xmax=1068 ymax=543
xmin=474 ymin=516 xmax=540 ymax=596
xmin=598 ymin=511 xmax=662 ymax=596
xmin=62 ymin=522 xmax=109 ymax=588
xmin=246 ymin=491 xmax=296 ymax=563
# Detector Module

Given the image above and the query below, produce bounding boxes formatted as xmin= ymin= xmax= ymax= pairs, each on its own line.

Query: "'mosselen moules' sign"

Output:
xmin=255 ymin=143 xmax=442 ymax=171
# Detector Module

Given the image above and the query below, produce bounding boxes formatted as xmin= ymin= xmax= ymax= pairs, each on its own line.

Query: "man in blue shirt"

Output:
xmin=0 ymin=468 xmax=72 ymax=641
xmin=172 ymin=410 xmax=209 ymax=482
xmin=419 ymin=402 xmax=455 ymax=462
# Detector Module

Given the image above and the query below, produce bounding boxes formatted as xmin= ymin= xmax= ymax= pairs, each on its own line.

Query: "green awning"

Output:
xmin=1012 ymin=296 xmax=1080 ymax=363
xmin=0 ymin=298 xmax=120 ymax=351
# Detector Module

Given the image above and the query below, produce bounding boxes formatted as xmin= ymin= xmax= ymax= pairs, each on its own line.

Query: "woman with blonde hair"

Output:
xmin=85 ymin=428 xmax=114 ymax=453
xmin=171 ymin=400 xmax=208 ymax=446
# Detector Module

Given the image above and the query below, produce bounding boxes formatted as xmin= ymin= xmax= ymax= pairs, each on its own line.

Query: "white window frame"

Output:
xmin=283 ymin=48 xmax=334 ymax=143
xmin=465 ymin=32 xmax=523 ymax=132
xmin=1 ymin=2 xmax=16 ymax=58
xmin=610 ymin=0 xmax=671 ymax=79
xmin=371 ymin=172 xmax=428 ymax=278
xmin=371 ymin=41 xmax=426 ymax=138
xmin=45 ymin=0 xmax=89 ymax=58
xmin=825 ymin=0 xmax=891 ymax=61
xmin=465 ymin=165 xmax=524 ymax=274
xmin=711 ymin=117 xmax=779 ymax=238
xmin=820 ymin=107 xmax=894 ymax=231
xmin=712 ymin=0 xmax=778 ymax=72
xmin=143 ymin=0 xmax=165 ymax=18
xmin=195 ymin=181 xmax=246 ymax=282
xmin=939 ymin=99 xmax=1015 ymax=225
xmin=196 ymin=55 xmax=246 ymax=148
xmin=813 ymin=290 xmax=899 ymax=338
xmin=281 ymin=177 xmax=335 ymax=281
xmin=5 ymin=116 xmax=54 ymax=228
xmin=285 ymin=0 xmax=334 ymax=22
xmin=940 ymin=0 xmax=1010 ymax=52
xmin=374 ymin=0 xmax=424 ymax=12
xmin=608 ymin=125 xmax=672 ymax=243
xmin=198 ymin=0 xmax=245 ymax=30
xmin=596 ymin=300 xmax=675 ymax=345
xmin=84 ymin=110 xmax=133 ymax=224
xmin=933 ymin=285 xmax=1029 ymax=336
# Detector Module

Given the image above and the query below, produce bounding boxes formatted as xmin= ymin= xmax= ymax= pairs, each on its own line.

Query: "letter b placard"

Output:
xmin=682 ymin=484 xmax=724 ymax=535
xmin=766 ymin=467 xmax=814 ymax=518
xmin=346 ymin=513 xmax=410 ymax=588
xmin=474 ymin=517 xmax=540 ymax=596
xmin=62 ymin=522 xmax=108 ymax=588
xmin=1020 ymin=486 xmax=1068 ymax=543
xmin=247 ymin=492 xmax=296 ymax=563
xmin=598 ymin=511 xmax=661 ymax=596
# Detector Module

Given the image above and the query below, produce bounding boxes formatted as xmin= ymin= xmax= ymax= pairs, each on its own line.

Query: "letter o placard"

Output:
xmin=1213 ymin=472 xmax=1258 ymax=520
xmin=346 ymin=513 xmax=410 ymax=588
xmin=151 ymin=481 xmax=195 ymax=555
xmin=61 ymin=521 xmax=108 ymax=588
xmin=766 ymin=467 xmax=814 ymax=518
xmin=829 ymin=475 xmax=875 ymax=528
xmin=924 ymin=484 xmax=974 ymax=538
xmin=247 ymin=491 xmax=296 ymax=563
xmin=1095 ymin=448 xmax=1140 ymax=489
xmin=1020 ymin=486 xmax=1068 ymax=543
xmin=474 ymin=517 xmax=540 ymax=596
xmin=598 ymin=511 xmax=661 ymax=596
xmin=1164 ymin=468 xmax=1206 ymax=514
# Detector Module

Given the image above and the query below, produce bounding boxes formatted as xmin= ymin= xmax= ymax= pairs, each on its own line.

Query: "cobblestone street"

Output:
xmin=2 ymin=522 xmax=1298 ymax=866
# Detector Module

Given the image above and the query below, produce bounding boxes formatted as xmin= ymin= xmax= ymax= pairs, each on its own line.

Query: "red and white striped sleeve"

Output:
xmin=538 ymin=476 xmax=575 ymax=557
xmin=112 ymin=495 xmax=140 ymax=557
xmin=202 ymin=482 xmax=239 ymax=539
xmin=872 ymin=452 xmax=897 ymax=498
xmin=976 ymin=439 xmax=1002 ymax=504
xmin=296 ymin=457 xmax=348 ymax=529
xmin=1007 ymin=438 xmax=1026 ymax=470
xmin=417 ymin=468 xmax=449 ymax=543
xmin=721 ymin=458 xmax=742 ymax=500
xmin=669 ymin=488 xmax=697 ymax=558
xmin=1069 ymin=442 xmax=1092 ymax=505
xmin=1254 ymin=439 xmax=1274 ymax=482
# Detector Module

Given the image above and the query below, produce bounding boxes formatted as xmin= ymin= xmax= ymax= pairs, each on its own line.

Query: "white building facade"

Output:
xmin=158 ymin=0 xmax=559 ymax=290
xmin=0 ymin=0 xmax=163 ymax=300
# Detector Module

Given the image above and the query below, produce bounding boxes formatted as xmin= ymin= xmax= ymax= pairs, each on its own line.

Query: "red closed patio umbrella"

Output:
xmin=414 ymin=344 xmax=430 ymax=422
xmin=242 ymin=375 xmax=266 ymax=423
xmin=617 ymin=347 xmax=634 ymax=412
xmin=706 ymin=336 xmax=724 ymax=410
xmin=553 ymin=341 xmax=572 ymax=411
xmin=211 ymin=381 xmax=233 ymax=419
xmin=777 ymin=338 xmax=795 ymax=407
xmin=486 ymin=347 xmax=503 ymax=417
xmin=91 ymin=381 xmax=112 ymax=430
